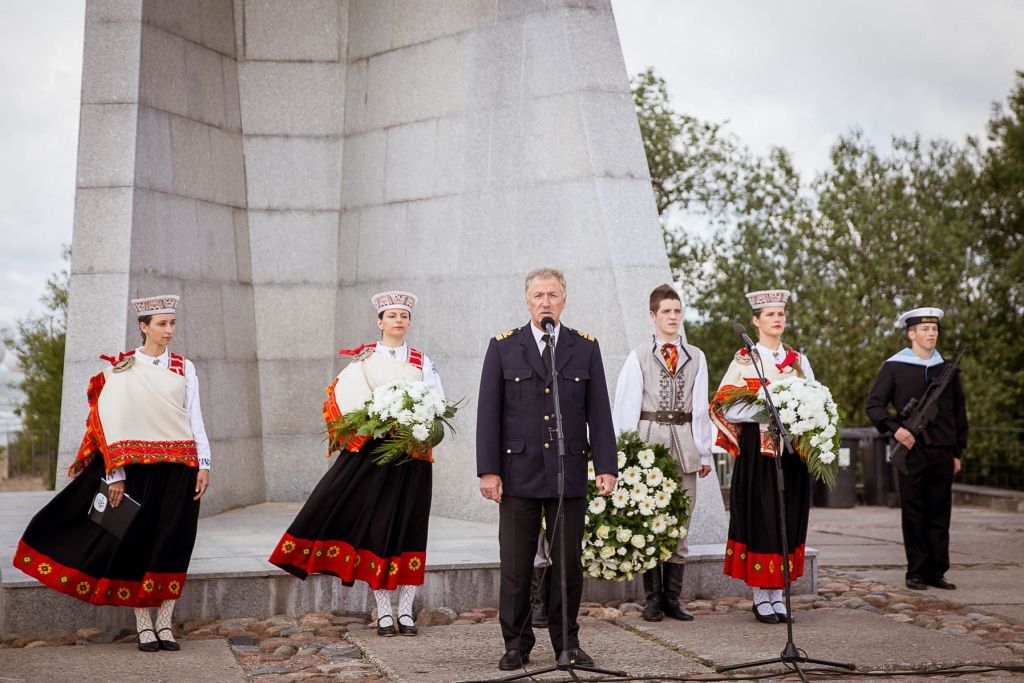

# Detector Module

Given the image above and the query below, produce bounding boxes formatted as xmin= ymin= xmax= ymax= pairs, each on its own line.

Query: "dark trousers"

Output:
xmin=897 ymin=445 xmax=955 ymax=581
xmin=498 ymin=495 xmax=585 ymax=654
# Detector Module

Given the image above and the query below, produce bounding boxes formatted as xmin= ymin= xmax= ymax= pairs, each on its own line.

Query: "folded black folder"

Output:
xmin=88 ymin=480 xmax=141 ymax=539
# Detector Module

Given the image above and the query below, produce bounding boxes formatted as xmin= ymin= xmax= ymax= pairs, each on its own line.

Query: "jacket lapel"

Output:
xmin=518 ymin=324 xmax=548 ymax=381
xmin=554 ymin=326 xmax=576 ymax=375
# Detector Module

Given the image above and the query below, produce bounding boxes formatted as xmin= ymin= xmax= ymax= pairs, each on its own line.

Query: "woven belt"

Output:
xmin=639 ymin=410 xmax=692 ymax=425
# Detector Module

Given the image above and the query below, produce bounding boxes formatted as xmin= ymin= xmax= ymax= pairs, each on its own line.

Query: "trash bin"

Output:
xmin=843 ymin=426 xmax=899 ymax=507
xmin=812 ymin=432 xmax=858 ymax=507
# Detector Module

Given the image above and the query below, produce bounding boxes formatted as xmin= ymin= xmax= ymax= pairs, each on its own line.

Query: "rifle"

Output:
xmin=889 ymin=345 xmax=968 ymax=475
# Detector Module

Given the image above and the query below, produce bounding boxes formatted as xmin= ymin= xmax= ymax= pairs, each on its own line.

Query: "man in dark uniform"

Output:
xmin=477 ymin=267 xmax=618 ymax=671
xmin=866 ymin=307 xmax=968 ymax=591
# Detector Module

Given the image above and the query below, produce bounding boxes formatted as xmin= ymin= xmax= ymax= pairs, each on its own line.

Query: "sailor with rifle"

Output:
xmin=866 ymin=307 xmax=968 ymax=591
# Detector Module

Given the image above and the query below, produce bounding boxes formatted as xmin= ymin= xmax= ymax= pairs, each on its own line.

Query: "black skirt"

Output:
xmin=269 ymin=439 xmax=432 ymax=590
xmin=14 ymin=455 xmax=200 ymax=607
xmin=723 ymin=423 xmax=811 ymax=588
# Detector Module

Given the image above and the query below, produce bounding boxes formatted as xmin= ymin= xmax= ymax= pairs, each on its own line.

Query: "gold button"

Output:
xmin=544 ymin=388 xmax=550 ymax=394
xmin=506 ymin=449 xmax=512 ymax=454
xmin=544 ymin=443 xmax=550 ymax=449
xmin=543 ymin=415 xmax=550 ymax=421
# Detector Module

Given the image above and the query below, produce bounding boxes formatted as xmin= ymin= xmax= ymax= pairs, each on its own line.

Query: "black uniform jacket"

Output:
xmin=476 ymin=323 xmax=618 ymax=499
xmin=865 ymin=353 xmax=968 ymax=456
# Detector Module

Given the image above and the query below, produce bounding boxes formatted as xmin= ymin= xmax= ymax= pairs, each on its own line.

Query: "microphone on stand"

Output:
xmin=732 ymin=322 xmax=756 ymax=351
xmin=541 ymin=316 xmax=557 ymax=336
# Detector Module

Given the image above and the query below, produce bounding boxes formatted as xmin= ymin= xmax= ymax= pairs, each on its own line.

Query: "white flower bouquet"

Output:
xmin=327 ymin=379 xmax=459 ymax=465
xmin=581 ymin=432 xmax=691 ymax=582
xmin=724 ymin=376 xmax=845 ymax=486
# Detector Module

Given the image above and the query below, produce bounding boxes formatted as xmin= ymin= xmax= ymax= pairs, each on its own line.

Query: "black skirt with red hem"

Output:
xmin=13 ymin=456 xmax=200 ymax=607
xmin=269 ymin=439 xmax=432 ymax=590
xmin=723 ymin=422 xmax=811 ymax=589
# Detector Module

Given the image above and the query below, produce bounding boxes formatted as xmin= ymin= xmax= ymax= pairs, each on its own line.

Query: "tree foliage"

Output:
xmin=633 ymin=69 xmax=1024 ymax=486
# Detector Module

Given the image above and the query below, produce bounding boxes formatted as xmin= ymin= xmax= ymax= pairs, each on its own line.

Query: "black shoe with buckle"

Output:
xmin=752 ymin=602 xmax=779 ymax=624
xmin=770 ymin=602 xmax=792 ymax=623
xmin=905 ymin=576 xmax=928 ymax=590
xmin=397 ymin=615 xmax=418 ymax=636
xmin=563 ymin=647 xmax=594 ymax=667
xmin=137 ymin=628 xmax=159 ymax=652
xmin=376 ymin=617 xmax=397 ymax=637
xmin=927 ymin=575 xmax=957 ymax=590
xmin=155 ymin=628 xmax=180 ymax=651
xmin=498 ymin=649 xmax=529 ymax=670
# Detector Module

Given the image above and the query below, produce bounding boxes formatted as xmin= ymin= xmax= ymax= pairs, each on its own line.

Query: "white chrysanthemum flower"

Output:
xmin=611 ymin=489 xmax=630 ymax=509
xmin=411 ymin=423 xmax=430 ymax=441
xmin=653 ymin=490 xmax=671 ymax=508
xmin=638 ymin=499 xmax=655 ymax=516
xmin=616 ymin=527 xmax=632 ymax=543
xmin=621 ymin=466 xmax=642 ymax=486
xmin=588 ymin=497 xmax=607 ymax=514
xmin=630 ymin=533 xmax=646 ymax=549
xmin=662 ymin=479 xmax=677 ymax=495
xmin=645 ymin=467 xmax=664 ymax=487
xmin=818 ymin=450 xmax=836 ymax=464
xmin=650 ymin=516 xmax=667 ymax=534
xmin=629 ymin=483 xmax=650 ymax=503
xmin=637 ymin=449 xmax=656 ymax=467
xmin=617 ymin=451 xmax=627 ymax=469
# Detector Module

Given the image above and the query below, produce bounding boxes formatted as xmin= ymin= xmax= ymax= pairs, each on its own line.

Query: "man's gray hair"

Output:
xmin=524 ymin=267 xmax=567 ymax=295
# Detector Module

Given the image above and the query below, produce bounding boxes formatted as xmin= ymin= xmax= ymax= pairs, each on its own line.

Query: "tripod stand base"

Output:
xmin=716 ymin=640 xmax=856 ymax=678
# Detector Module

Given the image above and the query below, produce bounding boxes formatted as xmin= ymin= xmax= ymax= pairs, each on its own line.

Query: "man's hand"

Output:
xmin=953 ymin=458 xmax=961 ymax=476
xmin=595 ymin=474 xmax=616 ymax=496
xmin=480 ymin=474 xmax=503 ymax=503
xmin=194 ymin=470 xmax=209 ymax=501
xmin=108 ymin=480 xmax=125 ymax=508
xmin=894 ymin=427 xmax=916 ymax=450
xmin=698 ymin=464 xmax=712 ymax=479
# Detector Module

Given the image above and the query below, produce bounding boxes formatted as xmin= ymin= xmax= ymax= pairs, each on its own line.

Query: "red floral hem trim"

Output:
xmin=13 ymin=540 xmax=186 ymax=607
xmin=269 ymin=533 xmax=426 ymax=590
xmin=723 ymin=540 xmax=806 ymax=589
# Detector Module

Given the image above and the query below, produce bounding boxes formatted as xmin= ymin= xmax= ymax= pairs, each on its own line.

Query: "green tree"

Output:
xmin=3 ymin=247 xmax=69 ymax=486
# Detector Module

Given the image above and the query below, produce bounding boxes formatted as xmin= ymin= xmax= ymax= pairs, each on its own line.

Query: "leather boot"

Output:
xmin=530 ymin=565 xmax=550 ymax=627
xmin=662 ymin=563 xmax=694 ymax=621
xmin=641 ymin=566 xmax=664 ymax=622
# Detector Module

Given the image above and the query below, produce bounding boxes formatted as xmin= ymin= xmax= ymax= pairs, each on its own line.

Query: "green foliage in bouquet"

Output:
xmin=581 ymin=432 xmax=691 ymax=582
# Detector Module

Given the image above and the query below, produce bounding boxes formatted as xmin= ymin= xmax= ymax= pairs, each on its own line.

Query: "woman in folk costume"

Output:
xmin=708 ymin=289 xmax=814 ymax=624
xmin=269 ymin=291 xmax=444 ymax=637
xmin=14 ymin=295 xmax=211 ymax=651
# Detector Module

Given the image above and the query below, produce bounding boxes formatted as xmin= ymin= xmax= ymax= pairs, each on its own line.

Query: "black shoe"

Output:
xmin=770 ymin=602 xmax=792 ymax=624
xmin=530 ymin=565 xmax=550 ymax=627
xmin=376 ymin=617 xmax=397 ymax=637
xmin=397 ymin=615 xmax=418 ymax=636
xmin=927 ymin=576 xmax=957 ymax=590
xmin=662 ymin=563 xmax=695 ymax=621
xmin=155 ymin=628 xmax=180 ymax=651
xmin=137 ymin=628 xmax=159 ymax=652
xmin=641 ymin=567 xmax=664 ymax=622
xmin=563 ymin=647 xmax=594 ymax=667
xmin=752 ymin=602 xmax=779 ymax=624
xmin=906 ymin=576 xmax=928 ymax=590
xmin=498 ymin=649 xmax=529 ymax=670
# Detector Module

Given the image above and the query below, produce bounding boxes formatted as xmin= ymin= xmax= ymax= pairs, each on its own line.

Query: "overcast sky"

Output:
xmin=1 ymin=1 xmax=1022 ymax=329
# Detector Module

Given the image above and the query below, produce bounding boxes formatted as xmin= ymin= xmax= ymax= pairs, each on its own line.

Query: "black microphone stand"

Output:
xmin=496 ymin=323 xmax=626 ymax=682
xmin=715 ymin=328 xmax=855 ymax=682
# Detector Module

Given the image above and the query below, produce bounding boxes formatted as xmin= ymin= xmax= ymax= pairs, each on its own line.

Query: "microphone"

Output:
xmin=732 ymin=322 xmax=756 ymax=350
xmin=541 ymin=316 xmax=557 ymax=335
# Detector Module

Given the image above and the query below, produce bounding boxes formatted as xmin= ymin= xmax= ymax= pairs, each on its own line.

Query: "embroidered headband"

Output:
xmin=371 ymin=290 xmax=417 ymax=314
xmin=130 ymin=295 xmax=180 ymax=317
xmin=745 ymin=289 xmax=790 ymax=310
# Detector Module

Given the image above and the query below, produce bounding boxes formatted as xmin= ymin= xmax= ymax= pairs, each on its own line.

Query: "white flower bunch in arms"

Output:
xmin=582 ymin=433 xmax=691 ymax=582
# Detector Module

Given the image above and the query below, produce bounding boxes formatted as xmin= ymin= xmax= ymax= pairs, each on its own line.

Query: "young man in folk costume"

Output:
xmin=708 ymin=289 xmax=814 ymax=624
xmin=15 ymin=295 xmax=211 ymax=651
xmin=612 ymin=284 xmax=714 ymax=622
xmin=269 ymin=291 xmax=444 ymax=637
xmin=865 ymin=307 xmax=967 ymax=591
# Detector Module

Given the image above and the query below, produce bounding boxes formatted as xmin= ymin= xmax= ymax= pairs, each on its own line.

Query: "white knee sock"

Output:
xmin=374 ymin=589 xmax=394 ymax=627
xmin=134 ymin=608 xmax=156 ymax=642
xmin=155 ymin=600 xmax=176 ymax=641
xmin=769 ymin=589 xmax=787 ymax=614
xmin=752 ymin=588 xmax=774 ymax=616
xmin=397 ymin=584 xmax=416 ymax=625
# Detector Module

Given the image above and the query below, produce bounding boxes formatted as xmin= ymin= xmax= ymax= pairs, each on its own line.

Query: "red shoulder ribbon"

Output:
xmin=99 ymin=350 xmax=135 ymax=365
xmin=777 ymin=347 xmax=799 ymax=372
xmin=339 ymin=343 xmax=377 ymax=356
